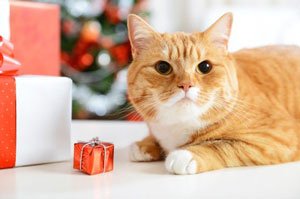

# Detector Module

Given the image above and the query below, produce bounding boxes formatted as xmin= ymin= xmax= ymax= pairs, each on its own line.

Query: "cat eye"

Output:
xmin=197 ymin=60 xmax=213 ymax=74
xmin=155 ymin=61 xmax=172 ymax=75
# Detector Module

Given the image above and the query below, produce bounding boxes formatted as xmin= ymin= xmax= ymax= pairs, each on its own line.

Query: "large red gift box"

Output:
xmin=10 ymin=1 xmax=60 ymax=76
xmin=74 ymin=138 xmax=114 ymax=175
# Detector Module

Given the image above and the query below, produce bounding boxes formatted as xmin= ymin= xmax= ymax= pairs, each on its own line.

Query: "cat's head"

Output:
xmin=127 ymin=13 xmax=238 ymax=125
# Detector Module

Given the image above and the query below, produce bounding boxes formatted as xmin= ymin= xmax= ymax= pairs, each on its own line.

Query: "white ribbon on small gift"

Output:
xmin=78 ymin=137 xmax=112 ymax=173
xmin=0 ymin=0 xmax=10 ymax=40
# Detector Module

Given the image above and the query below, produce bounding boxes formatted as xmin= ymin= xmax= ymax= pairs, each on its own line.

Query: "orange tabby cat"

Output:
xmin=127 ymin=13 xmax=300 ymax=175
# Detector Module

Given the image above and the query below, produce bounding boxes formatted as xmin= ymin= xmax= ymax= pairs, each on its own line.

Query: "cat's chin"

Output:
xmin=168 ymin=98 xmax=199 ymax=111
xmin=176 ymin=97 xmax=196 ymax=105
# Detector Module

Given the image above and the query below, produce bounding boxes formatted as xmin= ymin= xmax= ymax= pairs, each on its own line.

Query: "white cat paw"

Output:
xmin=165 ymin=150 xmax=197 ymax=175
xmin=129 ymin=143 xmax=153 ymax=162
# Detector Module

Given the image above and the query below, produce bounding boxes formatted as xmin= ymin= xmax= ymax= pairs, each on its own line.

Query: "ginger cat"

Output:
xmin=127 ymin=13 xmax=300 ymax=175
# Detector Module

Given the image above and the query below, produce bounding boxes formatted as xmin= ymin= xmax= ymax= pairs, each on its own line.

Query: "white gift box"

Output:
xmin=14 ymin=76 xmax=72 ymax=166
xmin=0 ymin=76 xmax=72 ymax=167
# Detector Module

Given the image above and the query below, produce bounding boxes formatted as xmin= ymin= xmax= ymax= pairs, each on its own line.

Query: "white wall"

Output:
xmin=148 ymin=0 xmax=300 ymax=51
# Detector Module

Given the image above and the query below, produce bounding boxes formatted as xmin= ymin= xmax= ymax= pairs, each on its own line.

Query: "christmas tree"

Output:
xmin=38 ymin=0 xmax=148 ymax=120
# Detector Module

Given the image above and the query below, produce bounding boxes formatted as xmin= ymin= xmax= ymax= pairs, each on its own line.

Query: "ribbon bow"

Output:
xmin=79 ymin=137 xmax=110 ymax=172
xmin=0 ymin=35 xmax=21 ymax=75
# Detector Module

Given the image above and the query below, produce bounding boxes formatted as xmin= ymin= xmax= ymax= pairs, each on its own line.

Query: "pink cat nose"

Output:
xmin=177 ymin=83 xmax=193 ymax=92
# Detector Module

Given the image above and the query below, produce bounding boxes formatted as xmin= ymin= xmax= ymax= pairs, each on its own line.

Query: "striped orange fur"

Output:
xmin=127 ymin=13 xmax=300 ymax=174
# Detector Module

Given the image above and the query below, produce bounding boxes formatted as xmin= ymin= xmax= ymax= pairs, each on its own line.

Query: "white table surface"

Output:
xmin=1 ymin=120 xmax=300 ymax=199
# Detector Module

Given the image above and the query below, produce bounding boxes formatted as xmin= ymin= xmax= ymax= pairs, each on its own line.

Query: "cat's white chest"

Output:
xmin=149 ymin=122 xmax=196 ymax=152
xmin=146 ymin=89 xmax=216 ymax=152
xmin=149 ymin=103 xmax=208 ymax=152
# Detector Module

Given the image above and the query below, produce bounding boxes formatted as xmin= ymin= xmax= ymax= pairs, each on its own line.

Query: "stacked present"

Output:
xmin=0 ymin=0 xmax=71 ymax=169
xmin=0 ymin=0 xmax=114 ymax=174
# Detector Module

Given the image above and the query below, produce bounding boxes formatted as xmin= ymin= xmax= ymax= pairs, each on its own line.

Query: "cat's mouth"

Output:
xmin=163 ymin=90 xmax=199 ymax=107
xmin=171 ymin=95 xmax=197 ymax=107
xmin=179 ymin=96 xmax=194 ymax=103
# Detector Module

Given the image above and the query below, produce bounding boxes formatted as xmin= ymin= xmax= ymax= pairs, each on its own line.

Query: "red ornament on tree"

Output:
xmin=109 ymin=42 xmax=131 ymax=66
xmin=104 ymin=3 xmax=121 ymax=24
xmin=80 ymin=21 xmax=101 ymax=43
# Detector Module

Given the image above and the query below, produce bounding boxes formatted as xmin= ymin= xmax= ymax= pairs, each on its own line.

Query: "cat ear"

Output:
xmin=127 ymin=14 xmax=156 ymax=57
xmin=204 ymin=12 xmax=233 ymax=49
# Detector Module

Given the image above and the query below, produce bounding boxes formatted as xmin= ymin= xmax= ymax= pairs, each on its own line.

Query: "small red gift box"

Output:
xmin=73 ymin=138 xmax=114 ymax=175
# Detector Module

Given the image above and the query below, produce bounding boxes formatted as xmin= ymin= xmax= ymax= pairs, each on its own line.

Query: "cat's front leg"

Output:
xmin=165 ymin=130 xmax=298 ymax=175
xmin=130 ymin=135 xmax=165 ymax=162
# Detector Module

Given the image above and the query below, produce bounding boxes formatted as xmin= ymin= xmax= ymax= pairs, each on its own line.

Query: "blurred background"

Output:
xmin=21 ymin=0 xmax=300 ymax=120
